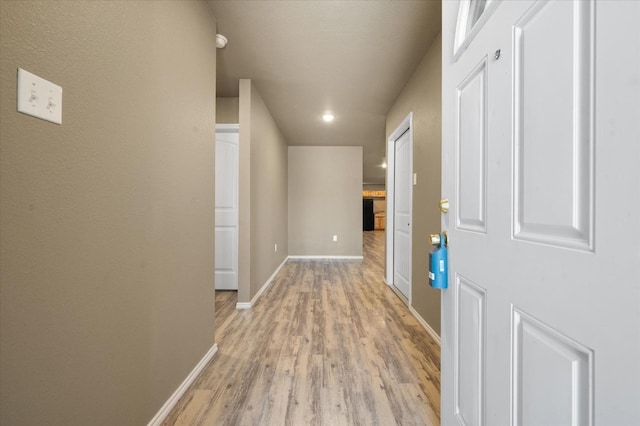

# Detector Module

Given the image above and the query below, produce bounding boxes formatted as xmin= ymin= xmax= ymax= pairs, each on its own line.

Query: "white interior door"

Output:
xmin=393 ymin=129 xmax=412 ymax=300
xmin=442 ymin=1 xmax=640 ymax=425
xmin=215 ymin=127 xmax=239 ymax=291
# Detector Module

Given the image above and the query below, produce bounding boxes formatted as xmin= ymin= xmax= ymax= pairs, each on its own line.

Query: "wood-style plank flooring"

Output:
xmin=164 ymin=231 xmax=440 ymax=425
xmin=214 ymin=289 xmax=237 ymax=336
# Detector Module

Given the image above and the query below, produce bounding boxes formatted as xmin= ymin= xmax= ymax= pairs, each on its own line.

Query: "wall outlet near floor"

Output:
xmin=274 ymin=243 xmax=278 ymax=252
xmin=332 ymin=235 xmax=338 ymax=242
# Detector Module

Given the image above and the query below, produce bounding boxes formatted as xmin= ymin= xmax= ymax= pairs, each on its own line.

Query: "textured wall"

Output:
xmin=363 ymin=184 xmax=386 ymax=191
xmin=248 ymin=82 xmax=289 ymax=299
xmin=386 ymin=35 xmax=442 ymax=335
xmin=216 ymin=97 xmax=239 ymax=124
xmin=237 ymin=80 xmax=288 ymax=303
xmin=238 ymin=81 xmax=252 ymax=303
xmin=0 ymin=2 xmax=217 ymax=424
xmin=288 ymin=146 xmax=363 ymax=257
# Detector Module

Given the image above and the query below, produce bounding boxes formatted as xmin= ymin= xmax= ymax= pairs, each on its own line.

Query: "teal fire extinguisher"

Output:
xmin=429 ymin=232 xmax=448 ymax=289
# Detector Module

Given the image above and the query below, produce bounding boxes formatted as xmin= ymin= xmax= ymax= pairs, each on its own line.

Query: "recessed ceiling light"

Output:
xmin=381 ymin=162 xmax=387 ymax=169
xmin=322 ymin=114 xmax=335 ymax=122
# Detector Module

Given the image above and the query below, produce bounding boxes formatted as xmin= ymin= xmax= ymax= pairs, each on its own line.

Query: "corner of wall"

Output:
xmin=246 ymin=82 xmax=289 ymax=300
xmin=385 ymin=36 xmax=442 ymax=337
xmin=237 ymin=79 xmax=252 ymax=304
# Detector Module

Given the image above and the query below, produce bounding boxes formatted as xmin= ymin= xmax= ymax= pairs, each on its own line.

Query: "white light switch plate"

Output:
xmin=17 ymin=68 xmax=62 ymax=124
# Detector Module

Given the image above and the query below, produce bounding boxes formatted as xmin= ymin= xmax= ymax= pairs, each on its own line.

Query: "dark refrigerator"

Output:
xmin=363 ymin=199 xmax=374 ymax=231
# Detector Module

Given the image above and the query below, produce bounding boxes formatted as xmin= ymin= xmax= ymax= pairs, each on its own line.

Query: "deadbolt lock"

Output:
xmin=439 ymin=198 xmax=449 ymax=213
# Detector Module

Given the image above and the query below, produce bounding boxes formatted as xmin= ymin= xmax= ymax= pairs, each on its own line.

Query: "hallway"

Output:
xmin=164 ymin=231 xmax=441 ymax=425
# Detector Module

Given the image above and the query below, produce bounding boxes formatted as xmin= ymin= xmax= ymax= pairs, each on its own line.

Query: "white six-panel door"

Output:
xmin=215 ymin=126 xmax=239 ymax=291
xmin=442 ymin=1 xmax=640 ymax=424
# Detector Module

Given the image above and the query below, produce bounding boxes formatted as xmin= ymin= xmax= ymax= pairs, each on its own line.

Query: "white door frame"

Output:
xmin=385 ymin=112 xmax=413 ymax=302
xmin=215 ymin=124 xmax=239 ymax=291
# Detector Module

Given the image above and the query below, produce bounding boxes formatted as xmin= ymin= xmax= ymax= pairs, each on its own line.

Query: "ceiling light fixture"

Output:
xmin=322 ymin=113 xmax=335 ymax=122
xmin=216 ymin=34 xmax=228 ymax=49
xmin=381 ymin=162 xmax=387 ymax=169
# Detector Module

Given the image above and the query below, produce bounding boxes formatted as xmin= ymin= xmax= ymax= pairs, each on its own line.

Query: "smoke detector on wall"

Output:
xmin=216 ymin=34 xmax=228 ymax=49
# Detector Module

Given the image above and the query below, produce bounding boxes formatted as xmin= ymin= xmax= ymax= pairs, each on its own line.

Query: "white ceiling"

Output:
xmin=207 ymin=0 xmax=442 ymax=184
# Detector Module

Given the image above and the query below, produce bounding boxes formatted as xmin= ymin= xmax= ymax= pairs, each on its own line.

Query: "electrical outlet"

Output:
xmin=17 ymin=68 xmax=62 ymax=124
xmin=274 ymin=243 xmax=278 ymax=252
xmin=333 ymin=235 xmax=338 ymax=242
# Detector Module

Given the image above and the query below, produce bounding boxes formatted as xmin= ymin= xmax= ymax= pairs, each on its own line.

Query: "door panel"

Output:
xmin=513 ymin=0 xmax=594 ymax=250
xmin=393 ymin=130 xmax=412 ymax=299
xmin=215 ymin=228 xmax=236 ymax=288
xmin=512 ymin=308 xmax=593 ymax=426
xmin=215 ymin=130 xmax=239 ymax=290
xmin=442 ymin=1 xmax=640 ymax=424
xmin=455 ymin=275 xmax=486 ymax=426
xmin=457 ymin=58 xmax=488 ymax=233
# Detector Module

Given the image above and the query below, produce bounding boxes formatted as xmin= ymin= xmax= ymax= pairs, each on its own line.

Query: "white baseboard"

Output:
xmin=147 ymin=343 xmax=218 ymax=426
xmin=288 ymin=255 xmax=364 ymax=260
xmin=235 ymin=256 xmax=289 ymax=310
xmin=409 ymin=305 xmax=441 ymax=346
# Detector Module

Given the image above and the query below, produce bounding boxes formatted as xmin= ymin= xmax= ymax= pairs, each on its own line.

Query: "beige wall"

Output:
xmin=386 ymin=35 xmax=442 ymax=335
xmin=238 ymin=80 xmax=288 ymax=302
xmin=288 ymin=146 xmax=363 ymax=257
xmin=363 ymin=184 xmax=386 ymax=191
xmin=238 ymin=81 xmax=252 ymax=302
xmin=216 ymin=97 xmax=239 ymax=124
xmin=0 ymin=2 xmax=217 ymax=425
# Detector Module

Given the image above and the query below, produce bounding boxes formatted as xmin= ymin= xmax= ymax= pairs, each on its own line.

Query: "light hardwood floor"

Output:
xmin=214 ymin=289 xmax=237 ymax=336
xmin=164 ymin=231 xmax=441 ymax=425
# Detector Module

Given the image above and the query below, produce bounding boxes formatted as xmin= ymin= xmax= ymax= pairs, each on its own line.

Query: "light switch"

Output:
xmin=17 ymin=68 xmax=62 ymax=124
